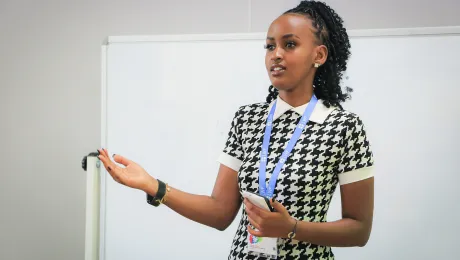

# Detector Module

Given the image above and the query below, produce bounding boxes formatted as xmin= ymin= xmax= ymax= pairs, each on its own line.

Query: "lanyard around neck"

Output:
xmin=259 ymin=95 xmax=318 ymax=198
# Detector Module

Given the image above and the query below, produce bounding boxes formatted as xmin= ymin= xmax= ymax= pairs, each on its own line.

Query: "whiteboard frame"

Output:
xmin=99 ymin=44 xmax=108 ymax=260
xmin=105 ymin=26 xmax=460 ymax=44
xmin=96 ymin=25 xmax=460 ymax=260
xmin=84 ymin=156 xmax=101 ymax=260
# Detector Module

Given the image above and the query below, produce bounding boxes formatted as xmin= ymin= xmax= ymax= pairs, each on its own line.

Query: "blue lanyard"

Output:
xmin=259 ymin=95 xmax=318 ymax=198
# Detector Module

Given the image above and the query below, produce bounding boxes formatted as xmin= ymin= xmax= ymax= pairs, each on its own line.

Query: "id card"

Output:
xmin=247 ymin=234 xmax=278 ymax=259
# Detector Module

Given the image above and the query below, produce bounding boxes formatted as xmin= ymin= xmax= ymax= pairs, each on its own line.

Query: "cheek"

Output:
xmin=288 ymin=53 xmax=313 ymax=75
xmin=265 ymin=55 xmax=271 ymax=70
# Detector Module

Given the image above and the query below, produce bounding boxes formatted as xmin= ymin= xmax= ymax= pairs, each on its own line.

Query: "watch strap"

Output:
xmin=147 ymin=179 xmax=166 ymax=207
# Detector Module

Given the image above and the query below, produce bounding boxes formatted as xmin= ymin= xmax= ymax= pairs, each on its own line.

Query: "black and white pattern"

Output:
xmin=219 ymin=97 xmax=374 ymax=260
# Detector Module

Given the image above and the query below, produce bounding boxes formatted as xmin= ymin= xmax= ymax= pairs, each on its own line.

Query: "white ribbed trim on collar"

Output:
xmin=268 ymin=96 xmax=337 ymax=123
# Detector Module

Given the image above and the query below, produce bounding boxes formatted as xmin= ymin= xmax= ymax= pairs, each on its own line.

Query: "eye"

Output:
xmin=286 ymin=41 xmax=296 ymax=48
xmin=264 ymin=44 xmax=275 ymax=51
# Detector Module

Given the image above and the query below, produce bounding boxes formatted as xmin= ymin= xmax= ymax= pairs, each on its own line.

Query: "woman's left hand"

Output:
xmin=244 ymin=198 xmax=296 ymax=238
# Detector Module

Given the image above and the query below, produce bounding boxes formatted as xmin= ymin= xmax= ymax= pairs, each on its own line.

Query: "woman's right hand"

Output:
xmin=97 ymin=148 xmax=158 ymax=195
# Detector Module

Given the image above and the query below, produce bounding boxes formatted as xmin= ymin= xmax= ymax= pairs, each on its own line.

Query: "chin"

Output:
xmin=271 ymin=81 xmax=295 ymax=92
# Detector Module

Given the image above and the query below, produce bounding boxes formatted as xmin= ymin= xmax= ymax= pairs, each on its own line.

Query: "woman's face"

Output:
xmin=265 ymin=13 xmax=326 ymax=91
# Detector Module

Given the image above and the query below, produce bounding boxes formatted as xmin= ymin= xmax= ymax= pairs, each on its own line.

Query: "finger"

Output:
xmin=245 ymin=198 xmax=272 ymax=215
xmin=244 ymin=198 xmax=255 ymax=214
xmin=98 ymin=154 xmax=117 ymax=180
xmin=245 ymin=199 xmax=270 ymax=221
xmin=113 ymin=154 xmax=132 ymax=167
xmin=252 ymin=203 xmax=270 ymax=219
xmin=244 ymin=198 xmax=262 ymax=214
xmin=243 ymin=198 xmax=252 ymax=210
xmin=97 ymin=149 xmax=107 ymax=160
xmin=247 ymin=225 xmax=263 ymax=237
xmin=247 ymin=216 xmax=262 ymax=231
xmin=270 ymin=198 xmax=288 ymax=215
xmin=104 ymin=150 xmax=122 ymax=171
xmin=99 ymin=148 xmax=109 ymax=158
xmin=98 ymin=152 xmax=123 ymax=181
xmin=99 ymin=149 xmax=114 ymax=168
xmin=102 ymin=148 xmax=115 ymax=164
xmin=98 ymin=153 xmax=116 ymax=174
xmin=97 ymin=151 xmax=110 ymax=168
xmin=246 ymin=208 xmax=264 ymax=228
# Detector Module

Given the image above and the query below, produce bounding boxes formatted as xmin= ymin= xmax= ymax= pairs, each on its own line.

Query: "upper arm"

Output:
xmin=337 ymin=115 xmax=375 ymax=234
xmin=211 ymin=164 xmax=242 ymax=225
xmin=340 ymin=177 xmax=374 ymax=237
xmin=212 ymin=108 xmax=245 ymax=224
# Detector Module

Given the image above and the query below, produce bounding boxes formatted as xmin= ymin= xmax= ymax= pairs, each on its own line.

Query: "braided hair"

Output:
xmin=265 ymin=0 xmax=352 ymax=108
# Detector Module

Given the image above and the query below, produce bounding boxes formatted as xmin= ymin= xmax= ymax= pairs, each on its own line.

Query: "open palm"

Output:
xmin=97 ymin=148 xmax=154 ymax=192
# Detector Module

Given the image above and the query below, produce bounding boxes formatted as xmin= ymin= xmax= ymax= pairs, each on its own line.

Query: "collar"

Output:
xmin=267 ymin=96 xmax=337 ymax=124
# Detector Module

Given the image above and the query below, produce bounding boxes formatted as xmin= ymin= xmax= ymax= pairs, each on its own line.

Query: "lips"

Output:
xmin=270 ymin=64 xmax=286 ymax=76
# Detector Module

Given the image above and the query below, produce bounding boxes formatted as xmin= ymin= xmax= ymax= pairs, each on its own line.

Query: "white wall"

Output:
xmin=0 ymin=1 xmax=459 ymax=260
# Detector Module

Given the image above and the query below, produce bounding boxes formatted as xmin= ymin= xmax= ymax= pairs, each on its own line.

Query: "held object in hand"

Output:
xmin=242 ymin=190 xmax=274 ymax=212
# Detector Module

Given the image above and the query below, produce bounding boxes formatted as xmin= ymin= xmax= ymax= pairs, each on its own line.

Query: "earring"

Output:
xmin=314 ymin=63 xmax=321 ymax=68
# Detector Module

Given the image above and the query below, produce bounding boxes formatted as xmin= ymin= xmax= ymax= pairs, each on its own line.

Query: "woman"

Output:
xmin=98 ymin=1 xmax=374 ymax=259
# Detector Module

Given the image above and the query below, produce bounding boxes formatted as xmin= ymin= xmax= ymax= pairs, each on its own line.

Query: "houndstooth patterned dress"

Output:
xmin=218 ymin=96 xmax=374 ymax=260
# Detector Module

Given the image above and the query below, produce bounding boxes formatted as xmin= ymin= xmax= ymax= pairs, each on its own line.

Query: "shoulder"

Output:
xmin=237 ymin=102 xmax=269 ymax=113
xmin=231 ymin=101 xmax=269 ymax=122
xmin=327 ymin=108 xmax=368 ymax=131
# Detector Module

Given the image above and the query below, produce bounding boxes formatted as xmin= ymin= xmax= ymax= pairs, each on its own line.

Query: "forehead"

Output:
xmin=267 ymin=13 xmax=315 ymax=39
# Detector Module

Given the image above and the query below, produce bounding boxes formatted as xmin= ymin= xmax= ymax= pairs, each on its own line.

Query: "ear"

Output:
xmin=314 ymin=45 xmax=328 ymax=67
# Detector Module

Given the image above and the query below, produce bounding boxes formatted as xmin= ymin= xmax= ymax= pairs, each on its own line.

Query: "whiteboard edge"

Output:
xmin=99 ymin=44 xmax=108 ymax=260
xmin=84 ymin=157 xmax=100 ymax=260
xmin=105 ymin=26 xmax=460 ymax=43
xmin=348 ymin=26 xmax=460 ymax=37
xmin=107 ymin=32 xmax=266 ymax=43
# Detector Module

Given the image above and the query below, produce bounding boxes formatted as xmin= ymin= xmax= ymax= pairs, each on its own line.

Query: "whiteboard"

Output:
xmin=100 ymin=28 xmax=460 ymax=260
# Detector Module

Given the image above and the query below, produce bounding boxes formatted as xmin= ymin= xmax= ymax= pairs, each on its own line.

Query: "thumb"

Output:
xmin=112 ymin=154 xmax=132 ymax=167
xmin=270 ymin=198 xmax=289 ymax=215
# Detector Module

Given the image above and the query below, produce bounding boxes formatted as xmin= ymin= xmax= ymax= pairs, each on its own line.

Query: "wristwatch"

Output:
xmin=288 ymin=219 xmax=298 ymax=239
xmin=146 ymin=179 xmax=170 ymax=207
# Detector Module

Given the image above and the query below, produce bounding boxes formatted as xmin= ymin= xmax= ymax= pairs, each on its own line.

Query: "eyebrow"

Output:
xmin=266 ymin=34 xmax=300 ymax=40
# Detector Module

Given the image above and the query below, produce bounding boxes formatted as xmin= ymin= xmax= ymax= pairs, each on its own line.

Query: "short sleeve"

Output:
xmin=337 ymin=115 xmax=375 ymax=185
xmin=217 ymin=108 xmax=244 ymax=172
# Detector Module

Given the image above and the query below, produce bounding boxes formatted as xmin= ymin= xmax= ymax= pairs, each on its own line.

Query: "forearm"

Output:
xmin=144 ymin=178 xmax=239 ymax=231
xmin=294 ymin=218 xmax=371 ymax=247
xmin=165 ymin=187 xmax=237 ymax=231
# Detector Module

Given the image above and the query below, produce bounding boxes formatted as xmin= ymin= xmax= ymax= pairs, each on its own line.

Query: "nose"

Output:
xmin=271 ymin=46 xmax=284 ymax=62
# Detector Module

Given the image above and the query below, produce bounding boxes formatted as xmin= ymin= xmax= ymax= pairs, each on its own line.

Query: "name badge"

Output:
xmin=247 ymin=234 xmax=278 ymax=259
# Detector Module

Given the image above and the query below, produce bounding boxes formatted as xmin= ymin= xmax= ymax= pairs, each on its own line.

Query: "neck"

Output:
xmin=278 ymin=85 xmax=314 ymax=107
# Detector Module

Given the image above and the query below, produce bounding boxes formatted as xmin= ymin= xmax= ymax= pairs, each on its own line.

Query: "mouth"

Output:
xmin=270 ymin=64 xmax=286 ymax=76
